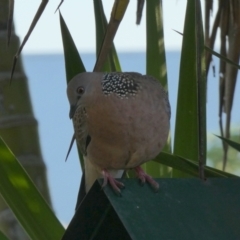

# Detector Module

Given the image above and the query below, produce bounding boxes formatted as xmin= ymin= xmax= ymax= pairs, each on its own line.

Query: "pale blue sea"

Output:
xmin=21 ymin=51 xmax=240 ymax=225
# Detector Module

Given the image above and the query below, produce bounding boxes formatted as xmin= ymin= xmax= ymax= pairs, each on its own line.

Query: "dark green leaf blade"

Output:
xmin=0 ymin=137 xmax=65 ymax=240
xmin=59 ymin=12 xmax=86 ymax=83
xmin=0 ymin=230 xmax=9 ymax=240
xmin=146 ymin=0 xmax=168 ymax=89
xmin=59 ymin=11 xmax=85 ymax=169
xmin=215 ymin=135 xmax=240 ymax=152
xmin=154 ymin=152 xmax=237 ymax=178
xmin=173 ymin=1 xmax=198 ymax=160
xmin=173 ymin=0 xmax=206 ymax=177
xmin=205 ymin=46 xmax=240 ymax=69
xmin=142 ymin=0 xmax=171 ymax=178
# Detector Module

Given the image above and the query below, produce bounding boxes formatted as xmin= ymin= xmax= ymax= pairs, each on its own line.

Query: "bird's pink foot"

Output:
xmin=102 ymin=169 xmax=125 ymax=194
xmin=134 ymin=166 xmax=159 ymax=191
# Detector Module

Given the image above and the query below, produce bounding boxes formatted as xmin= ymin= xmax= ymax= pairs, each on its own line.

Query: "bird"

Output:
xmin=67 ymin=72 xmax=170 ymax=194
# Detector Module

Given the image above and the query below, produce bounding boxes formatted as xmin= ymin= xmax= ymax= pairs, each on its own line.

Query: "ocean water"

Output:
xmin=21 ymin=51 xmax=240 ymax=225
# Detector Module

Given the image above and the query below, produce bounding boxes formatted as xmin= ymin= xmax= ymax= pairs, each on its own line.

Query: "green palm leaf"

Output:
xmin=0 ymin=137 xmax=64 ymax=240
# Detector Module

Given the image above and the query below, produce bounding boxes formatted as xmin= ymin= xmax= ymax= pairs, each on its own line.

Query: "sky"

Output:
xmin=12 ymin=0 xmax=226 ymax=227
xmin=13 ymin=0 xmax=191 ymax=54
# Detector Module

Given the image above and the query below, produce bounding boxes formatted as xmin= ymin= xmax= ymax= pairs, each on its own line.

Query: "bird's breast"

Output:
xmin=84 ymin=92 xmax=169 ymax=169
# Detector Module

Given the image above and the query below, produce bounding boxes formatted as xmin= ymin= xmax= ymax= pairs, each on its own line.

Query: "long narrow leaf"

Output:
xmin=195 ymin=0 xmax=206 ymax=179
xmin=173 ymin=0 xmax=200 ymax=177
xmin=215 ymin=135 xmax=240 ymax=152
xmin=205 ymin=46 xmax=240 ymax=70
xmin=0 ymin=137 xmax=64 ymax=240
xmin=59 ymin=12 xmax=86 ymax=83
xmin=94 ymin=0 xmax=122 ymax=72
xmin=146 ymin=0 xmax=168 ymax=89
xmin=93 ymin=0 xmax=128 ymax=71
xmin=172 ymin=33 xmax=240 ymax=70
xmin=142 ymin=0 xmax=171 ymax=178
xmin=155 ymin=152 xmax=237 ymax=178
xmin=59 ymin=12 xmax=85 ymax=169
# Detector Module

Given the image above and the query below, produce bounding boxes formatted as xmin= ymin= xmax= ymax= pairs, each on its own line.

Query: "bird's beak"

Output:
xmin=69 ymin=104 xmax=77 ymax=119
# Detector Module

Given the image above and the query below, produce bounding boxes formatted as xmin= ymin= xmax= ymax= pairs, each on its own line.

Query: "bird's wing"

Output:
xmin=73 ymin=106 xmax=90 ymax=156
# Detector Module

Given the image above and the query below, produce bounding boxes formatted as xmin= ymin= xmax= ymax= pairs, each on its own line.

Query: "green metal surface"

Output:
xmin=62 ymin=178 xmax=240 ymax=240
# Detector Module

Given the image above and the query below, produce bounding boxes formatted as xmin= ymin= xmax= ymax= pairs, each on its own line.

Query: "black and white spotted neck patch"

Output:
xmin=102 ymin=73 xmax=139 ymax=98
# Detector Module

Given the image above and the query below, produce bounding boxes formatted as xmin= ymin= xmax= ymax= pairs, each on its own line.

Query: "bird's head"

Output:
xmin=67 ymin=72 xmax=95 ymax=119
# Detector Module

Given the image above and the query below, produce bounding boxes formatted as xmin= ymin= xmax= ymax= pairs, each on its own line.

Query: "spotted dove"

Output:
xmin=67 ymin=72 xmax=170 ymax=194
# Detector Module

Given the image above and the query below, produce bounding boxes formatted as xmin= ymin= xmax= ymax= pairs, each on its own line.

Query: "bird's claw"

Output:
xmin=134 ymin=166 xmax=159 ymax=192
xmin=102 ymin=169 xmax=125 ymax=195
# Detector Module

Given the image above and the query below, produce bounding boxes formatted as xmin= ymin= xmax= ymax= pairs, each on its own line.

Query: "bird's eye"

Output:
xmin=76 ymin=87 xmax=85 ymax=94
